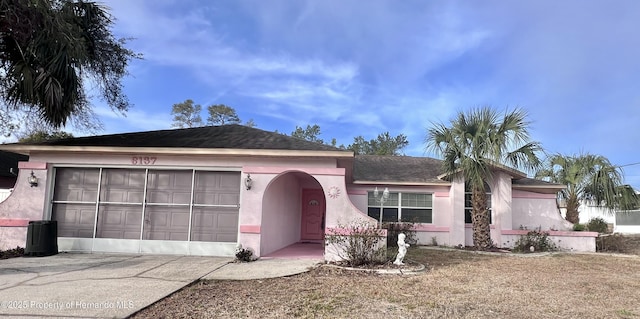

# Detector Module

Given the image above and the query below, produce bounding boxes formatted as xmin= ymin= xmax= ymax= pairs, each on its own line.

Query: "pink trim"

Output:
xmin=347 ymin=189 xmax=367 ymax=195
xmin=466 ymin=224 xmax=496 ymax=229
xmin=239 ymin=225 xmax=261 ymax=234
xmin=326 ymin=227 xmax=387 ymax=236
xmin=243 ymin=166 xmax=345 ymax=176
xmin=412 ymin=225 xmax=450 ymax=232
xmin=18 ymin=162 xmax=47 ymax=170
xmin=0 ymin=218 xmax=30 ymax=227
xmin=512 ymin=190 xmax=556 ymax=199
xmin=434 ymin=192 xmax=449 ymax=198
xmin=501 ymin=229 xmax=599 ymax=237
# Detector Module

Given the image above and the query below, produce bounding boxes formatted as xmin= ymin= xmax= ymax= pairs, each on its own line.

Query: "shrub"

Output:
xmin=0 ymin=246 xmax=24 ymax=259
xmin=586 ymin=217 xmax=609 ymax=233
xmin=513 ymin=228 xmax=557 ymax=253
xmin=326 ymin=222 xmax=387 ymax=267
xmin=572 ymin=223 xmax=586 ymax=231
xmin=596 ymin=234 xmax=628 ymax=253
xmin=383 ymin=222 xmax=417 ymax=247
xmin=234 ymin=244 xmax=255 ymax=262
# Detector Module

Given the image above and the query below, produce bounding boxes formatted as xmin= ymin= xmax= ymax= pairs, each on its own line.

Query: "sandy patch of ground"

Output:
xmin=131 ymin=248 xmax=640 ymax=319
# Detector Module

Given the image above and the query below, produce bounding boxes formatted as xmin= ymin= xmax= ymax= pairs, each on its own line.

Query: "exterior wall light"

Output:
xmin=28 ymin=171 xmax=38 ymax=187
xmin=244 ymin=174 xmax=253 ymax=190
xmin=373 ymin=187 xmax=389 ymax=227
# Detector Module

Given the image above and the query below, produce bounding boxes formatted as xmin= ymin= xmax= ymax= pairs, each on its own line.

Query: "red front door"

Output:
xmin=301 ymin=189 xmax=325 ymax=241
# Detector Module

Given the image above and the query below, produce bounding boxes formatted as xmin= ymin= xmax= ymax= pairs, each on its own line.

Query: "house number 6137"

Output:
xmin=131 ymin=156 xmax=157 ymax=165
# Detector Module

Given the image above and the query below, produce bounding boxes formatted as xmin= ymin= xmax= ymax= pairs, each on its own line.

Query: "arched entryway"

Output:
xmin=260 ymin=171 xmax=325 ymax=259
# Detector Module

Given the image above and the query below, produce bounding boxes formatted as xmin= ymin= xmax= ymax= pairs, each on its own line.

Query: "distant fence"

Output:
xmin=616 ymin=210 xmax=640 ymax=225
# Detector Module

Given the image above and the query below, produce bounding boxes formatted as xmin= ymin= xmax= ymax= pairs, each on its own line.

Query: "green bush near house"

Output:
xmin=326 ymin=222 xmax=387 ymax=267
xmin=573 ymin=223 xmax=586 ymax=231
xmin=383 ymin=222 xmax=417 ymax=247
xmin=513 ymin=228 xmax=558 ymax=253
xmin=586 ymin=217 xmax=609 ymax=233
xmin=234 ymin=245 xmax=255 ymax=262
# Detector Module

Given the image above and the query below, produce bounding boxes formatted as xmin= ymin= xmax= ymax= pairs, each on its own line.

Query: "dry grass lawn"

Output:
xmin=132 ymin=246 xmax=640 ymax=319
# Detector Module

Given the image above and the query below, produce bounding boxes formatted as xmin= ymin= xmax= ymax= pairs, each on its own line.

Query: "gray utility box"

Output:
xmin=25 ymin=220 xmax=58 ymax=257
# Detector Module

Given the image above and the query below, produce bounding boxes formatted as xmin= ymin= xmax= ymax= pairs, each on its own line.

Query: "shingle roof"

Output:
xmin=11 ymin=125 xmax=563 ymax=191
xmin=354 ymin=155 xmax=565 ymax=191
xmin=32 ymin=124 xmax=343 ymax=152
xmin=512 ymin=177 xmax=563 ymax=187
xmin=0 ymin=151 xmax=28 ymax=177
xmin=354 ymin=155 xmax=446 ymax=184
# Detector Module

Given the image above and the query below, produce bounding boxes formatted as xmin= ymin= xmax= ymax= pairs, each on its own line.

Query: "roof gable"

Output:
xmin=25 ymin=125 xmax=343 ymax=152
xmin=353 ymin=155 xmax=564 ymax=192
xmin=353 ymin=155 xmax=447 ymax=185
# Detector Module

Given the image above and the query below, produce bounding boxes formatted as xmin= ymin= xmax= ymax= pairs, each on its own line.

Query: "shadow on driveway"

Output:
xmin=0 ymin=253 xmax=231 ymax=318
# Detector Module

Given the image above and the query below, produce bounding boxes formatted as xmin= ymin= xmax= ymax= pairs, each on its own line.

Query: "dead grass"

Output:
xmin=131 ymin=248 xmax=640 ymax=319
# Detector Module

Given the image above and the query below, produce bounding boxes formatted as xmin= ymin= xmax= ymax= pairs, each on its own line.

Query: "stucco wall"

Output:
xmin=239 ymin=166 xmax=375 ymax=260
xmin=449 ymin=176 xmax=465 ymax=247
xmin=490 ymin=172 xmax=512 ymax=246
xmin=512 ymin=190 xmax=572 ymax=231
xmin=27 ymin=152 xmax=341 ymax=169
xmin=260 ymin=173 xmax=302 ymax=255
xmin=0 ymin=163 xmax=48 ymax=250
xmin=501 ymin=230 xmax=597 ymax=252
xmin=313 ymin=175 xmax=372 ymax=227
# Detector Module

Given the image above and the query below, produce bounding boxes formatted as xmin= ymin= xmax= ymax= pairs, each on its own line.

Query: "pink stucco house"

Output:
xmin=0 ymin=125 xmax=597 ymax=260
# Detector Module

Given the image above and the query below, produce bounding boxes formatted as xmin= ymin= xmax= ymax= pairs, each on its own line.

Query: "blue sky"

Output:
xmin=80 ymin=1 xmax=640 ymax=187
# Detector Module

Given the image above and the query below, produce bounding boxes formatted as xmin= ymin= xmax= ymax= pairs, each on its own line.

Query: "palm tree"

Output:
xmin=427 ymin=107 xmax=542 ymax=250
xmin=535 ymin=153 xmax=637 ymax=224
xmin=0 ymin=0 xmax=139 ymax=128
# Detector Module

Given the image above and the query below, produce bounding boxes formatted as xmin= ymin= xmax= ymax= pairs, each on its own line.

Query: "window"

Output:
xmin=367 ymin=192 xmax=432 ymax=223
xmin=464 ymin=182 xmax=492 ymax=224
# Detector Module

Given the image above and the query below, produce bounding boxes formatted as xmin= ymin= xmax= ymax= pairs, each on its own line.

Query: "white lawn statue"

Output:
xmin=393 ymin=233 xmax=410 ymax=265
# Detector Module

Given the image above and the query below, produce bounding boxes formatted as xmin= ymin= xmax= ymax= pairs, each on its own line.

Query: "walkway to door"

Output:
xmin=263 ymin=242 xmax=324 ymax=259
xmin=0 ymin=253 xmax=322 ymax=318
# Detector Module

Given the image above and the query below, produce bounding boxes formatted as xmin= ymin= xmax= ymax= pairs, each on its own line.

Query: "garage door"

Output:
xmin=52 ymin=167 xmax=240 ymax=256
xmin=616 ymin=210 xmax=640 ymax=233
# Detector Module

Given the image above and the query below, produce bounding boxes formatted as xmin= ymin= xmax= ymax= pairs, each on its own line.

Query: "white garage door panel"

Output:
xmin=101 ymin=169 xmax=145 ymax=203
xmin=147 ymin=170 xmax=192 ymax=204
xmin=146 ymin=191 xmax=192 ymax=204
xmin=191 ymin=207 xmax=238 ymax=242
xmin=194 ymin=171 xmax=241 ymax=205
xmin=53 ymin=204 xmax=96 ymax=238
xmin=53 ymin=168 xmax=99 ymax=202
xmin=96 ymin=205 xmax=142 ymax=239
xmin=143 ymin=207 xmax=190 ymax=241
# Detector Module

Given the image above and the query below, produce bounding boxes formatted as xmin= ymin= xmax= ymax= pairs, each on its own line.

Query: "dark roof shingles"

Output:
xmin=35 ymin=125 xmax=342 ymax=152
xmin=26 ymin=125 xmax=562 ymax=189
xmin=354 ymin=155 xmax=446 ymax=184
xmin=512 ymin=178 xmax=562 ymax=187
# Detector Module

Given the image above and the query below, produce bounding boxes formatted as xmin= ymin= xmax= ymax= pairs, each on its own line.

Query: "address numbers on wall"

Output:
xmin=131 ymin=156 xmax=157 ymax=165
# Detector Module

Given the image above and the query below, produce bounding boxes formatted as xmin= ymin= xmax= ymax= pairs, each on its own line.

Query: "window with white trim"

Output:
xmin=464 ymin=182 xmax=492 ymax=224
xmin=367 ymin=192 xmax=433 ymax=223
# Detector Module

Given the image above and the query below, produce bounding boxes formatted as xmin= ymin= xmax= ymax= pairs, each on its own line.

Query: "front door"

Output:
xmin=301 ymin=189 xmax=325 ymax=241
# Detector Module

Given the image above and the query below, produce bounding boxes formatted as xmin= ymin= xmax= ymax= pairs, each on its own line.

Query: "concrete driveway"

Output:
xmin=0 ymin=253 xmax=231 ymax=318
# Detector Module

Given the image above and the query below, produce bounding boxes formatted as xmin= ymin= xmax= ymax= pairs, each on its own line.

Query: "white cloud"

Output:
xmin=91 ymin=104 xmax=172 ymax=135
xmin=90 ymin=0 xmax=640 ymax=188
